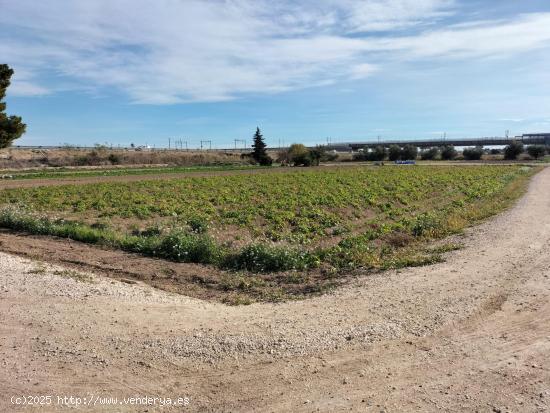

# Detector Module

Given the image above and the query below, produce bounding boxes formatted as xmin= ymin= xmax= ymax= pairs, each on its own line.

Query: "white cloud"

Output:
xmin=363 ymin=13 xmax=550 ymax=59
xmin=339 ymin=0 xmax=455 ymax=32
xmin=8 ymin=81 xmax=50 ymax=97
xmin=1 ymin=1 xmax=550 ymax=103
xmin=350 ymin=63 xmax=378 ymax=79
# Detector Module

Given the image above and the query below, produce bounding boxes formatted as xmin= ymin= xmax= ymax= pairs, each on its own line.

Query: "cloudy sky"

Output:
xmin=1 ymin=0 xmax=550 ymax=147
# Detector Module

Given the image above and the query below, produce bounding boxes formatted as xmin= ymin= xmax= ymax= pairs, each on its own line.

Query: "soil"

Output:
xmin=0 ymin=167 xmax=549 ymax=412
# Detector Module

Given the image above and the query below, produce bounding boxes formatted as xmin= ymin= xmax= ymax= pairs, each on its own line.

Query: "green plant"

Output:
xmin=463 ymin=147 xmax=484 ymax=161
xmin=251 ymin=127 xmax=272 ymax=166
xmin=527 ymin=145 xmax=546 ymax=160
xmin=504 ymin=141 xmax=524 ymax=160
xmin=440 ymin=145 xmax=457 ymax=160
xmin=187 ymin=216 xmax=209 ymax=233
xmin=287 ymin=143 xmax=312 ymax=166
xmin=0 ymin=64 xmax=26 ymax=148
xmin=0 ymin=165 xmax=535 ymax=274
xmin=420 ymin=147 xmax=439 ymax=160
xmin=224 ymin=244 xmax=319 ymax=272
xmin=153 ymin=229 xmax=219 ymax=264
xmin=353 ymin=146 xmax=386 ymax=162
xmin=388 ymin=145 xmax=401 ymax=161
xmin=400 ymin=145 xmax=418 ymax=161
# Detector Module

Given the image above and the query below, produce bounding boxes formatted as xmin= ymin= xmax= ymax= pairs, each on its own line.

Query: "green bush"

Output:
xmin=411 ymin=213 xmax=440 ymax=237
xmin=440 ymin=145 xmax=457 ymax=160
xmin=224 ymin=244 xmax=319 ymax=272
xmin=368 ymin=146 xmax=387 ymax=161
xmin=527 ymin=145 xmax=546 ymax=160
xmin=462 ymin=147 xmax=484 ymax=160
xmin=388 ymin=145 xmax=401 ymax=161
xmin=504 ymin=141 xmax=524 ymax=160
xmin=420 ymin=147 xmax=439 ymax=160
xmin=187 ymin=216 xmax=209 ymax=233
xmin=153 ymin=229 xmax=219 ymax=264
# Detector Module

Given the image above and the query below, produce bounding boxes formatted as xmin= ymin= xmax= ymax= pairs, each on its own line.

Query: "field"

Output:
xmin=0 ymin=164 xmax=535 ymax=301
xmin=0 ymin=163 xmax=269 ymax=180
xmin=2 ymin=164 xmax=549 ymax=413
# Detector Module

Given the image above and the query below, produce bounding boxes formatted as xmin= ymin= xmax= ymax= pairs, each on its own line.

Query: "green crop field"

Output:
xmin=0 ymin=163 xmax=268 ymax=180
xmin=0 ymin=165 xmax=535 ymax=280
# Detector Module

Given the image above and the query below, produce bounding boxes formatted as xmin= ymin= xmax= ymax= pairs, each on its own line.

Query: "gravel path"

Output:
xmin=1 ymin=167 xmax=549 ymax=412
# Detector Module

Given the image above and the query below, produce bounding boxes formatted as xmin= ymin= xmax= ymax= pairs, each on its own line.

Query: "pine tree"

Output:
xmin=251 ymin=127 xmax=272 ymax=166
xmin=0 ymin=64 xmax=26 ymax=148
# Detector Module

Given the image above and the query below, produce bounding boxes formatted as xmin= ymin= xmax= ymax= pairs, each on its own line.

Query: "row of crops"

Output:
xmin=0 ymin=165 xmax=535 ymax=273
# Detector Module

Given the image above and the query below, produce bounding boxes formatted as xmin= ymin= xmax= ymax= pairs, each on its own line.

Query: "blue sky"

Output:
xmin=1 ymin=0 xmax=550 ymax=148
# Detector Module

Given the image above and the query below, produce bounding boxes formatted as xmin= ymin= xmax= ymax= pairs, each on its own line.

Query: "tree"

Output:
xmin=400 ymin=144 xmax=418 ymax=160
xmin=369 ymin=145 xmax=386 ymax=161
xmin=527 ymin=145 xmax=546 ymax=160
xmin=309 ymin=145 xmax=338 ymax=165
xmin=462 ymin=146 xmax=484 ymax=160
xmin=251 ymin=127 xmax=272 ymax=166
xmin=420 ymin=147 xmax=439 ymax=160
xmin=0 ymin=64 xmax=26 ymax=148
xmin=440 ymin=145 xmax=457 ymax=160
xmin=388 ymin=145 xmax=401 ymax=161
xmin=504 ymin=141 xmax=524 ymax=160
xmin=287 ymin=143 xmax=312 ymax=166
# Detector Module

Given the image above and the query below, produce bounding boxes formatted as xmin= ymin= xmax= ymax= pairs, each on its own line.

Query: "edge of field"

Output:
xmin=0 ymin=165 xmax=543 ymax=305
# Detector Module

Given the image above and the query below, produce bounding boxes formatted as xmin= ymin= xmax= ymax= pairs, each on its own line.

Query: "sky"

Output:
xmin=1 ymin=0 xmax=550 ymax=148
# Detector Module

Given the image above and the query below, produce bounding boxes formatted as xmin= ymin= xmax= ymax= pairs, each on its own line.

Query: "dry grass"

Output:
xmin=0 ymin=147 xmax=249 ymax=169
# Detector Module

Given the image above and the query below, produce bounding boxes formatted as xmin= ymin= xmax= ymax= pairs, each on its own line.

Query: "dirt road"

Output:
xmin=1 ymin=167 xmax=549 ymax=412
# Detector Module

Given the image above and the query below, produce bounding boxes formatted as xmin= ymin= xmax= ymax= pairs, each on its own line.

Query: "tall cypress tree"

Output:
xmin=0 ymin=64 xmax=26 ymax=148
xmin=251 ymin=127 xmax=272 ymax=166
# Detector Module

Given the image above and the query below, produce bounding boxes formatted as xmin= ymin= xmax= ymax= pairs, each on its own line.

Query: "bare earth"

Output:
xmin=1 ymin=167 xmax=549 ymax=412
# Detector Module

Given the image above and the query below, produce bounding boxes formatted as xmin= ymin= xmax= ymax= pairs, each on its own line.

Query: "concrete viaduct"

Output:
xmin=328 ymin=133 xmax=550 ymax=151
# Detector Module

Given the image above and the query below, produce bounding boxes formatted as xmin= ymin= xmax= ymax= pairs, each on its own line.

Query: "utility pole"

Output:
xmin=235 ymin=139 xmax=246 ymax=151
xmin=200 ymin=140 xmax=212 ymax=151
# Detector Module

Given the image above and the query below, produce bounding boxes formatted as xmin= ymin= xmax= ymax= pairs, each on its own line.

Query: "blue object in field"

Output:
xmin=394 ymin=160 xmax=416 ymax=165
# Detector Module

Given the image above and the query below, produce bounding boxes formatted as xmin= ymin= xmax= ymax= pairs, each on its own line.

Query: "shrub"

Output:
xmin=108 ymin=153 xmax=121 ymax=164
xmin=527 ymin=145 xmax=546 ymax=160
xmin=224 ymin=244 xmax=318 ymax=272
xmin=310 ymin=146 xmax=337 ymax=164
xmin=352 ymin=150 xmax=367 ymax=161
xmin=388 ymin=145 xmax=401 ymax=161
xmin=353 ymin=148 xmax=385 ymax=162
xmin=368 ymin=146 xmax=387 ymax=161
xmin=400 ymin=145 xmax=418 ymax=161
xmin=187 ymin=216 xmax=209 ymax=233
xmin=153 ymin=229 xmax=219 ymax=264
xmin=440 ymin=145 xmax=457 ymax=160
xmin=462 ymin=147 xmax=484 ymax=161
xmin=420 ymin=147 xmax=439 ymax=160
xmin=490 ymin=148 xmax=501 ymax=155
xmin=308 ymin=147 xmax=323 ymax=166
xmin=411 ymin=213 xmax=440 ymax=237
xmin=287 ymin=143 xmax=313 ymax=166
xmin=504 ymin=141 xmax=524 ymax=160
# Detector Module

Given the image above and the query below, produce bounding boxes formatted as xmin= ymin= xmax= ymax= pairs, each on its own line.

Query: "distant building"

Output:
xmin=522 ymin=133 xmax=550 ymax=146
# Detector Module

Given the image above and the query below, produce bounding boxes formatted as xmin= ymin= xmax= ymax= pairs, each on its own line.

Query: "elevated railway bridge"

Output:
xmin=334 ymin=133 xmax=550 ymax=152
